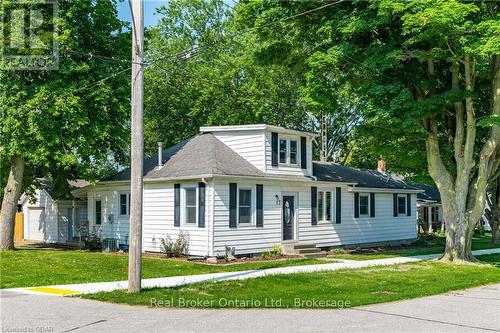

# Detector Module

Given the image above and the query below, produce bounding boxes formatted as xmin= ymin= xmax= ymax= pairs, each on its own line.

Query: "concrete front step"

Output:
xmin=303 ymin=252 xmax=327 ymax=259
xmin=293 ymin=244 xmax=317 ymax=250
xmin=297 ymin=248 xmax=322 ymax=254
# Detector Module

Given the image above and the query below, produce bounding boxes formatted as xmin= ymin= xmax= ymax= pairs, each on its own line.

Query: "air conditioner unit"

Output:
xmin=102 ymin=238 xmax=119 ymax=253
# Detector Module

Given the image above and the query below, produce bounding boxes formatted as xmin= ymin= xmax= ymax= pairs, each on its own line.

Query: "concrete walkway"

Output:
xmin=6 ymin=248 xmax=500 ymax=296
xmin=1 ymin=284 xmax=499 ymax=332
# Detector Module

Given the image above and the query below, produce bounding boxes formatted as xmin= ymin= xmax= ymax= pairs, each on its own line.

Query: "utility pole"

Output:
xmin=320 ymin=112 xmax=327 ymax=162
xmin=128 ymin=0 xmax=144 ymax=293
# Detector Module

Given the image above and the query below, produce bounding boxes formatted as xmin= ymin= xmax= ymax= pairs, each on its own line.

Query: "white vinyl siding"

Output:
xmin=87 ymin=180 xmax=417 ymax=257
xmin=210 ymin=130 xmax=266 ymax=171
xmin=212 ymin=180 xmax=417 ymax=256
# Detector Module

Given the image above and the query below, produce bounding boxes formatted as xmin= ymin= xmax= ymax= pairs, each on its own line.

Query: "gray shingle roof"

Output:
xmin=105 ymin=133 xmax=264 ymax=181
xmin=410 ymin=183 xmax=441 ymax=203
xmin=313 ymin=162 xmax=418 ymax=190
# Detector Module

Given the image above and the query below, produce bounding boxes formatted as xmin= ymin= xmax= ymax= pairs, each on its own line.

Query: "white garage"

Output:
xmin=26 ymin=207 xmax=46 ymax=241
xmin=19 ymin=179 xmax=89 ymax=243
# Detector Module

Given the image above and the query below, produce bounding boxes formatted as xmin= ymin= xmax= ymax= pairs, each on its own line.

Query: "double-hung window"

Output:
xmin=119 ymin=193 xmax=131 ymax=215
xmin=239 ymin=188 xmax=252 ymax=224
xmin=278 ymin=137 xmax=299 ymax=166
xmin=185 ymin=188 xmax=197 ymax=224
xmin=95 ymin=200 xmax=102 ymax=225
xmin=398 ymin=195 xmax=406 ymax=215
xmin=318 ymin=191 xmax=324 ymax=221
xmin=279 ymin=139 xmax=288 ymax=164
xmin=317 ymin=190 xmax=334 ymax=221
xmin=290 ymin=140 xmax=298 ymax=164
xmin=359 ymin=195 xmax=369 ymax=216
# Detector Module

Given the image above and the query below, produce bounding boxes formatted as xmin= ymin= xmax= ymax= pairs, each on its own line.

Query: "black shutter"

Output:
xmin=370 ymin=193 xmax=375 ymax=217
xmin=393 ymin=193 xmax=398 ymax=217
xmin=407 ymin=194 xmax=411 ymax=216
xmin=198 ymin=182 xmax=206 ymax=228
xmin=300 ymin=136 xmax=307 ymax=169
xmin=311 ymin=187 xmax=317 ymax=225
xmin=229 ymin=183 xmax=237 ymax=228
xmin=271 ymin=132 xmax=278 ymax=167
xmin=354 ymin=193 xmax=359 ymax=218
xmin=256 ymin=184 xmax=263 ymax=227
xmin=335 ymin=187 xmax=341 ymax=224
xmin=174 ymin=184 xmax=180 ymax=227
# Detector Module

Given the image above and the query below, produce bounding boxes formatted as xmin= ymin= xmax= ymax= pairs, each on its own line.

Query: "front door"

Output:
xmin=282 ymin=196 xmax=295 ymax=241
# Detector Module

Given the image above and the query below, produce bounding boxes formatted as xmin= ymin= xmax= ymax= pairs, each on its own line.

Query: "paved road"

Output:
xmin=1 ymin=283 xmax=499 ymax=333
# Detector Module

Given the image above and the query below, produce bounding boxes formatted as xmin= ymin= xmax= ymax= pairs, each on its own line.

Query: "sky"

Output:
xmin=117 ymin=0 xmax=166 ymax=27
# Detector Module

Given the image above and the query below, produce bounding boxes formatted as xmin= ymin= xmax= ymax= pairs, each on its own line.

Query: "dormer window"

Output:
xmin=290 ymin=141 xmax=298 ymax=164
xmin=279 ymin=137 xmax=299 ymax=166
xmin=279 ymin=139 xmax=287 ymax=163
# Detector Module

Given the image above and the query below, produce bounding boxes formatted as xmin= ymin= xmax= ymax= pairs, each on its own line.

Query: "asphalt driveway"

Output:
xmin=1 ymin=283 xmax=499 ymax=333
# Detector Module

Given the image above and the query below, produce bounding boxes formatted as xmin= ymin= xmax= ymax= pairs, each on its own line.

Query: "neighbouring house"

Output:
xmin=81 ymin=124 xmax=422 ymax=257
xmin=19 ymin=179 xmax=89 ymax=243
xmin=412 ymin=183 xmax=444 ymax=233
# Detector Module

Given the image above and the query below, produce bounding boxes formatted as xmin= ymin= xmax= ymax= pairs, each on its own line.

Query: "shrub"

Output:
xmin=260 ymin=244 xmax=283 ymax=259
xmin=160 ymin=231 xmax=189 ymax=257
xmin=272 ymin=244 xmax=283 ymax=256
xmin=331 ymin=248 xmax=346 ymax=255
xmin=84 ymin=231 xmax=101 ymax=251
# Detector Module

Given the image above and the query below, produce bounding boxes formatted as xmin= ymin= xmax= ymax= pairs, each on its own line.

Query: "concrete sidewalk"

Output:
xmin=1 ymin=284 xmax=499 ymax=332
xmin=5 ymin=248 xmax=500 ymax=296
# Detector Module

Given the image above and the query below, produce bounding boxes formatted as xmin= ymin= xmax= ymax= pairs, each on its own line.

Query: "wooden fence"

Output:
xmin=14 ymin=212 xmax=24 ymax=241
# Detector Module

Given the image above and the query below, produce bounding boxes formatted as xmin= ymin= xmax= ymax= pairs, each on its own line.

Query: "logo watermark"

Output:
xmin=0 ymin=0 xmax=59 ymax=70
xmin=150 ymin=297 xmax=352 ymax=309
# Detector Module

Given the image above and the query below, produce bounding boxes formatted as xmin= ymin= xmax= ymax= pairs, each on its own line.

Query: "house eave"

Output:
xmin=348 ymin=187 xmax=423 ymax=194
xmin=199 ymin=124 xmax=318 ymax=138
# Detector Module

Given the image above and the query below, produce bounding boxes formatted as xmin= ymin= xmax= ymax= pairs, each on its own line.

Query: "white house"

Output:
xmin=82 ymin=124 xmax=421 ymax=257
xmin=20 ymin=179 xmax=89 ymax=243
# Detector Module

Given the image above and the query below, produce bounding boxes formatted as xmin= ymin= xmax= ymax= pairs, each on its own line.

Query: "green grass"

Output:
xmin=0 ymin=250 xmax=325 ymax=289
xmin=83 ymin=253 xmax=500 ymax=309
xmin=328 ymin=233 xmax=500 ymax=261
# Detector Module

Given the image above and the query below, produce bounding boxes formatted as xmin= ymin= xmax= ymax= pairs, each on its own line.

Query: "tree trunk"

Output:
xmin=0 ymin=155 xmax=25 ymax=250
xmin=425 ymin=55 xmax=499 ymax=263
xmin=488 ymin=178 xmax=500 ymax=243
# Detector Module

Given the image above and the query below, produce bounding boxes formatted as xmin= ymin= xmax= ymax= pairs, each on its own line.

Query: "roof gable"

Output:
xmin=104 ymin=133 xmax=264 ymax=181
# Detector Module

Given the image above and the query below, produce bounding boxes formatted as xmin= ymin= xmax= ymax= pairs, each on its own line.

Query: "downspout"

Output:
xmin=72 ymin=199 xmax=76 ymax=241
xmin=201 ymin=177 xmax=211 ymax=257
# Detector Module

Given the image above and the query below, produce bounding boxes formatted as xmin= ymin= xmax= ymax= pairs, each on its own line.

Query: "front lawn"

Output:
xmin=0 ymin=250 xmax=325 ymax=289
xmin=83 ymin=253 xmax=500 ymax=308
xmin=328 ymin=233 xmax=500 ymax=261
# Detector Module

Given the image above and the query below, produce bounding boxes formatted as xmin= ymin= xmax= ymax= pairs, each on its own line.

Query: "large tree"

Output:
xmin=143 ymin=0 xmax=316 ymax=155
xmin=240 ymin=0 xmax=499 ymax=262
xmin=0 ymin=0 xmax=130 ymax=250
